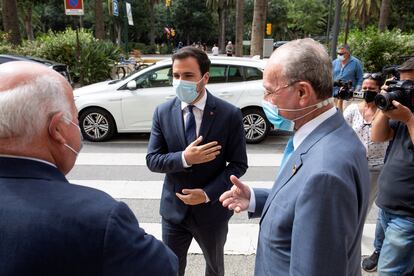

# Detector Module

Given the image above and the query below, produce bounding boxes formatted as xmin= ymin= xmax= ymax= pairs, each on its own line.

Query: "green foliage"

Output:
xmin=286 ymin=0 xmax=327 ymax=37
xmin=128 ymin=42 xmax=157 ymax=54
xmin=3 ymin=28 xmax=121 ymax=85
xmin=340 ymin=27 xmax=414 ymax=72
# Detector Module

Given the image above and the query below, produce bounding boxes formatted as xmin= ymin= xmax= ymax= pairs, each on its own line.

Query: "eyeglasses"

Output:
xmin=264 ymin=81 xmax=298 ymax=97
xmin=363 ymin=72 xmax=383 ymax=81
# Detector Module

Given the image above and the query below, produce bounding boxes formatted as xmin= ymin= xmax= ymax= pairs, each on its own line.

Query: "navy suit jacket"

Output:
xmin=146 ymin=92 xmax=248 ymax=225
xmin=0 ymin=157 xmax=178 ymax=276
xmin=250 ymin=111 xmax=369 ymax=276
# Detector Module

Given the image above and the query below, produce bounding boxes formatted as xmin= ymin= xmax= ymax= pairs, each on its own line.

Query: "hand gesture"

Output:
xmin=219 ymin=175 xmax=251 ymax=213
xmin=176 ymin=188 xmax=206 ymax=205
xmin=183 ymin=136 xmax=221 ymax=165
xmin=383 ymin=100 xmax=414 ymax=123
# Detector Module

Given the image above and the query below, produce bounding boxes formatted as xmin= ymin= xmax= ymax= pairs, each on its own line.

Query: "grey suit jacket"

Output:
xmin=251 ymin=110 xmax=369 ymax=276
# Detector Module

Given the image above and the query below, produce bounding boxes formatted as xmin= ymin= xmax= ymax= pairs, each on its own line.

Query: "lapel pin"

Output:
xmin=292 ymin=165 xmax=297 ymax=175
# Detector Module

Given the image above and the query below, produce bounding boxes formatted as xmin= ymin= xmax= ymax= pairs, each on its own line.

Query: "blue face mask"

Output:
xmin=173 ymin=76 xmax=204 ymax=104
xmin=262 ymin=98 xmax=334 ymax=131
xmin=262 ymin=100 xmax=295 ymax=131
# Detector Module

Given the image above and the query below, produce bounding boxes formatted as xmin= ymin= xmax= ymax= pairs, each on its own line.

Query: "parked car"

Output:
xmin=0 ymin=54 xmax=72 ymax=85
xmin=273 ymin=41 xmax=289 ymax=50
xmin=74 ymin=56 xmax=271 ymax=143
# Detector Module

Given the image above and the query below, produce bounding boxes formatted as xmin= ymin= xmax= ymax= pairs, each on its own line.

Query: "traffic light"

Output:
xmin=165 ymin=0 xmax=171 ymax=7
xmin=266 ymin=23 xmax=272 ymax=35
xmin=171 ymin=29 xmax=176 ymax=37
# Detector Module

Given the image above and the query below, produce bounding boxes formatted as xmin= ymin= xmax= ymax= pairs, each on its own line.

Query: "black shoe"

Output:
xmin=362 ymin=251 xmax=380 ymax=272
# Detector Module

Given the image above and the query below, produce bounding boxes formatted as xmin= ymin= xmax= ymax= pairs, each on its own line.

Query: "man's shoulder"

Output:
xmin=350 ymin=55 xmax=363 ymax=65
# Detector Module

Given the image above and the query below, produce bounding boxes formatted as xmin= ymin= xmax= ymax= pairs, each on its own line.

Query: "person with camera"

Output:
xmin=337 ymin=73 xmax=389 ymax=272
xmin=332 ymin=44 xmax=364 ymax=97
xmin=371 ymin=57 xmax=414 ymax=275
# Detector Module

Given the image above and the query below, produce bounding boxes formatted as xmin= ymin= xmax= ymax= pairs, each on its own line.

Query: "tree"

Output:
xmin=2 ymin=0 xmax=21 ymax=45
xmin=286 ymin=0 xmax=327 ymax=37
xmin=342 ymin=0 xmax=381 ymax=29
xmin=250 ymin=0 xmax=266 ymax=57
xmin=206 ymin=0 xmax=233 ymax=54
xmin=330 ymin=0 xmax=341 ymax=59
xmin=235 ymin=0 xmax=243 ymax=56
xmin=378 ymin=0 xmax=391 ymax=32
xmin=95 ymin=0 xmax=105 ymax=39
xmin=147 ymin=0 xmax=160 ymax=46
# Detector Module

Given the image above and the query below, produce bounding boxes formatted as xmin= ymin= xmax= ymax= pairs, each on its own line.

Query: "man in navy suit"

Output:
xmin=0 ymin=61 xmax=178 ymax=276
xmin=146 ymin=46 xmax=248 ymax=276
xmin=220 ymin=39 xmax=369 ymax=275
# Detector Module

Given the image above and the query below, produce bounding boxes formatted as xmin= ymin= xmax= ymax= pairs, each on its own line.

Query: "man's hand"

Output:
xmin=383 ymin=100 xmax=413 ymax=123
xmin=219 ymin=175 xmax=250 ymax=213
xmin=183 ymin=136 xmax=221 ymax=165
xmin=176 ymin=189 xmax=207 ymax=205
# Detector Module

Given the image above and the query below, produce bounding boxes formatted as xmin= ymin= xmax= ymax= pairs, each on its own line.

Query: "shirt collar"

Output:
xmin=293 ymin=106 xmax=337 ymax=149
xmin=0 ymin=154 xmax=57 ymax=168
xmin=181 ymin=90 xmax=207 ymax=111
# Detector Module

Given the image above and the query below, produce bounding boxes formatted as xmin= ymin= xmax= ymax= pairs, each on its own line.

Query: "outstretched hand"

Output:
xmin=183 ymin=136 xmax=221 ymax=165
xmin=219 ymin=175 xmax=251 ymax=213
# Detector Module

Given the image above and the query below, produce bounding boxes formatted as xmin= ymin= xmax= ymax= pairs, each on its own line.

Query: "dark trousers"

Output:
xmin=162 ymin=215 xmax=229 ymax=276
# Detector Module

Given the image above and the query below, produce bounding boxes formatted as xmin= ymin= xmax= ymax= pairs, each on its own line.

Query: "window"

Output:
xmin=135 ymin=66 xmax=172 ymax=88
xmin=208 ymin=65 xmax=227 ymax=83
xmin=244 ymin=67 xmax=263 ymax=81
xmin=228 ymin=66 xmax=244 ymax=83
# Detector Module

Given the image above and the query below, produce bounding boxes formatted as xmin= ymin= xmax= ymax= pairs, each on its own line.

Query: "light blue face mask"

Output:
xmin=262 ymin=98 xmax=334 ymax=131
xmin=337 ymin=55 xmax=344 ymax=62
xmin=262 ymin=101 xmax=294 ymax=131
xmin=173 ymin=76 xmax=204 ymax=104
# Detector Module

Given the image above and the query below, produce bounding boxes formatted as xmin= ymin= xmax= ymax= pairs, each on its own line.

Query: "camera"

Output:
xmin=333 ymin=80 xmax=354 ymax=100
xmin=374 ymin=80 xmax=414 ymax=112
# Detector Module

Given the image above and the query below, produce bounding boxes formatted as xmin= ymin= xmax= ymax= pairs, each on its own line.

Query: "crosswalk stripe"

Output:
xmin=75 ymin=153 xmax=283 ymax=167
xmin=140 ymin=222 xmax=376 ymax=256
xmin=69 ymin=180 xmax=274 ymax=199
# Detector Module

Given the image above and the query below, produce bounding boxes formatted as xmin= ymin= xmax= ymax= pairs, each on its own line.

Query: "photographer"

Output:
xmin=337 ymin=73 xmax=389 ymax=272
xmin=371 ymin=57 xmax=414 ymax=275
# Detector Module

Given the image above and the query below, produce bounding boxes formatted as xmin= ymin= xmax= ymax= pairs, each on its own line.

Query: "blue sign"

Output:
xmin=113 ymin=0 xmax=119 ymax=16
xmin=69 ymin=0 xmax=79 ymax=7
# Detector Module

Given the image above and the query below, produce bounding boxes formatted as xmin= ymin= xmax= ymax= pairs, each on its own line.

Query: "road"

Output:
xmin=67 ymin=131 xmax=377 ymax=275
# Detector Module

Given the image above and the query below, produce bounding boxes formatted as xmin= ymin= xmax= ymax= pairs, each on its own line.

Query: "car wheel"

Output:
xmin=242 ymin=108 xmax=270 ymax=144
xmin=79 ymin=108 xmax=116 ymax=142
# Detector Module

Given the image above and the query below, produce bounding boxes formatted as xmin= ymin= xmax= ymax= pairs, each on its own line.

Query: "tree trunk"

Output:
xmin=250 ymin=0 xmax=266 ymax=57
xmin=95 ymin=0 xmax=105 ymax=39
xmin=344 ymin=2 xmax=351 ymax=44
xmin=218 ymin=0 xmax=226 ymax=54
xmin=330 ymin=0 xmax=341 ymax=59
xmin=235 ymin=0 xmax=244 ymax=57
xmin=378 ymin=0 xmax=391 ymax=32
xmin=23 ymin=4 xmax=34 ymax=41
xmin=2 ymin=0 xmax=22 ymax=45
xmin=149 ymin=4 xmax=156 ymax=45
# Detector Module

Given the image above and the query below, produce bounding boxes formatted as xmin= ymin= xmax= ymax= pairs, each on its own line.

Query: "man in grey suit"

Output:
xmin=220 ymin=38 xmax=369 ymax=275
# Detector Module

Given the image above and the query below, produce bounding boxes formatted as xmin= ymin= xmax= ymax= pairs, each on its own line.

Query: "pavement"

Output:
xmin=67 ymin=132 xmax=380 ymax=275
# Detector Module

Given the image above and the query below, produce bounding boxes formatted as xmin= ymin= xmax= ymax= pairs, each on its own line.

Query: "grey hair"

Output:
xmin=338 ymin=44 xmax=351 ymax=54
xmin=275 ymin=38 xmax=333 ymax=99
xmin=0 ymin=74 xmax=72 ymax=141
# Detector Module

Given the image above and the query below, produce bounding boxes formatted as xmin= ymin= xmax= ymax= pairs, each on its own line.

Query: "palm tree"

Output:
xmin=378 ymin=0 xmax=391 ymax=32
xmin=250 ymin=0 xmax=266 ymax=57
xmin=95 ymin=0 xmax=105 ymax=39
xmin=206 ymin=0 xmax=233 ymax=54
xmin=235 ymin=0 xmax=244 ymax=56
xmin=342 ymin=0 xmax=381 ymax=29
xmin=148 ymin=0 xmax=160 ymax=46
xmin=18 ymin=0 xmax=34 ymax=40
xmin=2 ymin=0 xmax=21 ymax=45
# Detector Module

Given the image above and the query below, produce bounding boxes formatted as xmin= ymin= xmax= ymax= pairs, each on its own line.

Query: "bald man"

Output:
xmin=0 ymin=62 xmax=178 ymax=276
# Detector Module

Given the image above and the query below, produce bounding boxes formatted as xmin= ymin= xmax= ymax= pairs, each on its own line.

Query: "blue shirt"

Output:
xmin=332 ymin=55 xmax=363 ymax=96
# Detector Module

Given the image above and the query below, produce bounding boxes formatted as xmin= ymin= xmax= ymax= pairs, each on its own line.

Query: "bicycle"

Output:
xmin=109 ymin=56 xmax=150 ymax=80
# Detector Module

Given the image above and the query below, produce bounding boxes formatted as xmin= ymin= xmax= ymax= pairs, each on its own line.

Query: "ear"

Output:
xmin=297 ymin=81 xmax=314 ymax=106
xmin=203 ymin=72 xmax=209 ymax=84
xmin=48 ymin=112 xmax=67 ymax=145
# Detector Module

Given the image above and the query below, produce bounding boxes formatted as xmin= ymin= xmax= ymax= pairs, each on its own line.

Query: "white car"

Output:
xmin=74 ymin=56 xmax=271 ymax=143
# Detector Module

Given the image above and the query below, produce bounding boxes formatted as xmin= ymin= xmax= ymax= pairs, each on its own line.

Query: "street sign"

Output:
xmin=126 ymin=2 xmax=134 ymax=26
xmin=64 ymin=0 xmax=84 ymax=16
xmin=113 ymin=0 xmax=119 ymax=17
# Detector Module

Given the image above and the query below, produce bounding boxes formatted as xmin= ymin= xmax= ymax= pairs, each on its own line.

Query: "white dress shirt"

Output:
xmin=248 ymin=106 xmax=337 ymax=212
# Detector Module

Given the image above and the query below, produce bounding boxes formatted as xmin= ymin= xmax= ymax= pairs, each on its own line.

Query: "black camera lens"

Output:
xmin=375 ymin=94 xmax=391 ymax=110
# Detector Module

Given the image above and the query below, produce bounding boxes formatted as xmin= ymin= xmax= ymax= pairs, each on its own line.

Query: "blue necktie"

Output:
xmin=280 ymin=137 xmax=294 ymax=170
xmin=185 ymin=105 xmax=196 ymax=144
